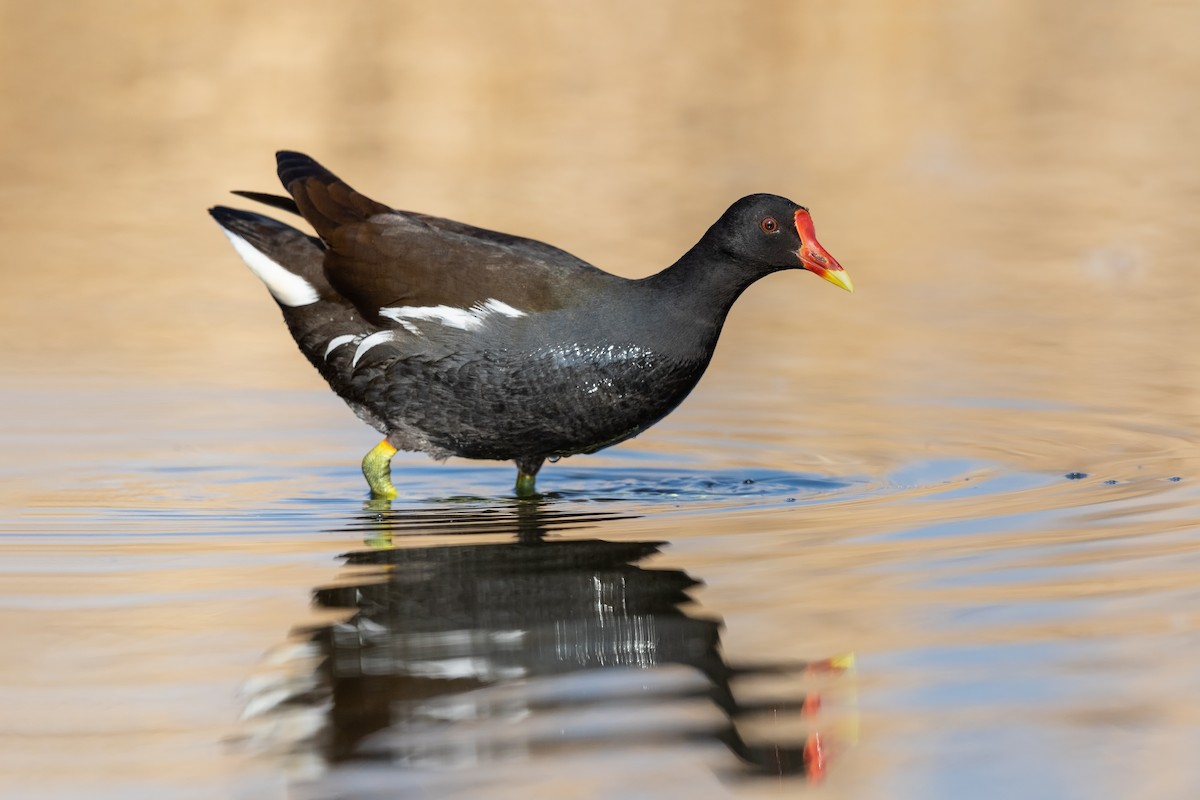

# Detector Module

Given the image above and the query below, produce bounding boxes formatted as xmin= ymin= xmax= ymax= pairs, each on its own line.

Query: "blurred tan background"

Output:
xmin=2 ymin=0 xmax=1198 ymax=409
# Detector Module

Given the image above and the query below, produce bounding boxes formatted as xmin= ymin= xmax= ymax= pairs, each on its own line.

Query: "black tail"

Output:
xmin=209 ymin=205 xmax=321 ymax=251
xmin=208 ymin=206 xmax=329 ymax=306
xmin=231 ymin=190 xmax=301 ymax=216
xmin=274 ymin=151 xmax=393 ymax=241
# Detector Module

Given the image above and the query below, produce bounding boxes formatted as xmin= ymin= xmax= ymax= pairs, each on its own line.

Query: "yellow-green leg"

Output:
xmin=514 ymin=456 xmax=545 ymax=498
xmin=362 ymin=439 xmax=399 ymax=499
xmin=515 ymin=471 xmax=537 ymax=497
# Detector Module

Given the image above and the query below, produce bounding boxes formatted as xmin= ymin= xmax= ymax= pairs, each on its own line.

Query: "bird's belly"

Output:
xmin=356 ymin=342 xmax=705 ymax=460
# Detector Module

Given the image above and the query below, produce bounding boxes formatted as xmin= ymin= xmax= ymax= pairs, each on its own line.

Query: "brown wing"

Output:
xmin=275 ymin=151 xmax=610 ymax=326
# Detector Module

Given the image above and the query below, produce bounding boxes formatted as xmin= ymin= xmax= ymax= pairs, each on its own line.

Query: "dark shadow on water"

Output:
xmin=242 ymin=499 xmax=852 ymax=791
xmin=343 ymin=496 xmax=640 ymax=542
xmin=540 ymin=465 xmax=853 ymax=505
xmin=333 ymin=462 xmax=855 ymax=512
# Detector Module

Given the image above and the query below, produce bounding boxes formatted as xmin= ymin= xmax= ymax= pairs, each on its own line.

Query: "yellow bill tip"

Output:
xmin=817 ymin=267 xmax=854 ymax=293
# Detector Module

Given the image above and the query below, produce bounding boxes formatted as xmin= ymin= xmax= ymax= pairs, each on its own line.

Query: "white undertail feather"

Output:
xmin=222 ymin=230 xmax=319 ymax=307
xmin=379 ymin=299 xmax=527 ymax=334
xmin=324 ymin=334 xmax=358 ymax=359
xmin=352 ymin=331 xmax=398 ymax=367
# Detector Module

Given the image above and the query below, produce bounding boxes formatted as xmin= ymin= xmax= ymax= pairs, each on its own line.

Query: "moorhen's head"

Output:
xmin=709 ymin=194 xmax=853 ymax=292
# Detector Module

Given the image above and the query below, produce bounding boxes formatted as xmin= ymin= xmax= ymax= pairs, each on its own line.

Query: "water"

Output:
xmin=3 ymin=2 xmax=1200 ymax=798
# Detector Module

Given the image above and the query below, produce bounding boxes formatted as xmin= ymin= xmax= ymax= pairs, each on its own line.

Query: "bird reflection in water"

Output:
xmin=240 ymin=498 xmax=855 ymax=787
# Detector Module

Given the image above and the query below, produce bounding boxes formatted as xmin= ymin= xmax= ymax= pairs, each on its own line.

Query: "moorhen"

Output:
xmin=209 ymin=152 xmax=852 ymax=499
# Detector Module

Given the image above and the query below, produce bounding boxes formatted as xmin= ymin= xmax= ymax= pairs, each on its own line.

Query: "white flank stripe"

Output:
xmin=324 ymin=334 xmax=358 ymax=360
xmin=352 ymin=331 xmax=397 ymax=367
xmin=476 ymin=298 xmax=527 ymax=318
xmin=222 ymin=230 xmax=319 ymax=307
xmin=379 ymin=298 xmax=527 ymax=334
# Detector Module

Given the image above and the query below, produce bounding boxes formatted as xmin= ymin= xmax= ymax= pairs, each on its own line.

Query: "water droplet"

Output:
xmin=547 ymin=455 xmax=561 ymax=463
xmin=742 ymin=478 xmax=755 ymax=485
xmin=1065 ymin=472 xmax=1087 ymax=480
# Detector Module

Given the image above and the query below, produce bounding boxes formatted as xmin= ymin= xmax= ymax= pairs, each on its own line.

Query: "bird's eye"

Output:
xmin=760 ymin=217 xmax=778 ymax=233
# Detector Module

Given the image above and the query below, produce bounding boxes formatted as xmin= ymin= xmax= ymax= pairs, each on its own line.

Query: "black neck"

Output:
xmin=641 ymin=238 xmax=773 ymax=341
